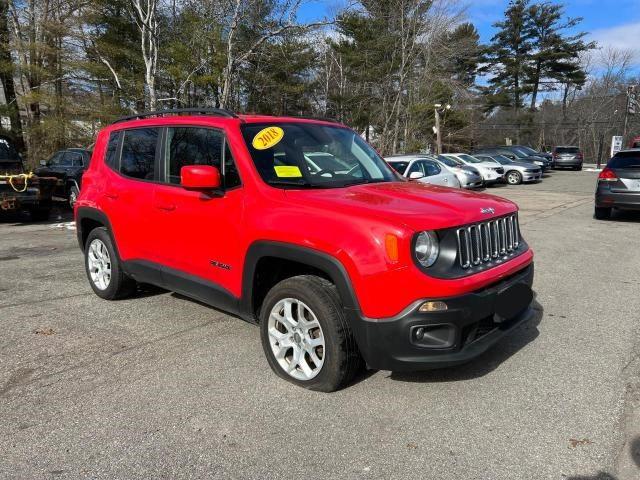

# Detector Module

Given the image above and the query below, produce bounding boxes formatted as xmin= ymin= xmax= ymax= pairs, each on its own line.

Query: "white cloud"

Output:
xmin=589 ymin=21 xmax=640 ymax=60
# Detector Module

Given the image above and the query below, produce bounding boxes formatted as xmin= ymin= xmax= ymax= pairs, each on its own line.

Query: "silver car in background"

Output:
xmin=441 ymin=153 xmax=505 ymax=185
xmin=474 ymin=154 xmax=542 ymax=185
xmin=435 ymin=154 xmax=483 ymax=189
xmin=386 ymin=155 xmax=461 ymax=188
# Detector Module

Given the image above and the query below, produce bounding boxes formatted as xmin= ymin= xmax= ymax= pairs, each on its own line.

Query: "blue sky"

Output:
xmin=299 ymin=0 xmax=640 ymax=66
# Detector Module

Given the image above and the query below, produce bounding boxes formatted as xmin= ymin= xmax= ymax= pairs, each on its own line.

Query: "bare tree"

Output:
xmin=131 ymin=0 xmax=159 ymax=110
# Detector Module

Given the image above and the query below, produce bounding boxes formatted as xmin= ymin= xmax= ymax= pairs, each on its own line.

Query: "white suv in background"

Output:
xmin=441 ymin=153 xmax=505 ymax=185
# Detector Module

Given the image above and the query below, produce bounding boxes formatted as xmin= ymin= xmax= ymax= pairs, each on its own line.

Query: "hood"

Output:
xmin=510 ymin=161 xmax=540 ymax=169
xmin=475 ymin=161 xmax=501 ymax=169
xmin=284 ymin=181 xmax=517 ymax=231
xmin=459 ymin=165 xmax=481 ymax=175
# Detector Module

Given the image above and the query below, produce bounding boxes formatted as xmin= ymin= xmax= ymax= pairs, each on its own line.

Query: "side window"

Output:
xmin=58 ymin=152 xmax=73 ymax=166
xmin=121 ymin=128 xmax=159 ymax=180
xmin=224 ymin=142 xmax=241 ymax=188
xmin=423 ymin=161 xmax=440 ymax=176
xmin=407 ymin=162 xmax=423 ymax=176
xmin=105 ymin=132 xmax=120 ymax=169
xmin=165 ymin=127 xmax=223 ymax=185
xmin=65 ymin=151 xmax=83 ymax=167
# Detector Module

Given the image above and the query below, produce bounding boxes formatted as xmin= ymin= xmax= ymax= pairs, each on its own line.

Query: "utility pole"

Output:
xmin=433 ymin=104 xmax=451 ymax=155
xmin=623 ymin=85 xmax=637 ymax=144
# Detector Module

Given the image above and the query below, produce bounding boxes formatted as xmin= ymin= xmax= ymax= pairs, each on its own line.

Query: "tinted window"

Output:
xmin=609 ymin=153 xmax=640 ymax=169
xmin=437 ymin=155 xmax=459 ymax=167
xmin=224 ymin=142 xmax=241 ymax=188
xmin=0 ymin=137 xmax=20 ymax=160
xmin=121 ymin=128 xmax=159 ymax=180
xmin=105 ymin=132 xmax=120 ymax=169
xmin=388 ymin=161 xmax=409 ymax=175
xmin=422 ymin=161 xmax=441 ymax=176
xmin=555 ymin=147 xmax=579 ymax=154
xmin=64 ymin=151 xmax=84 ymax=166
xmin=458 ymin=154 xmax=483 ymax=164
xmin=48 ymin=152 xmax=64 ymax=165
xmin=165 ymin=127 xmax=223 ymax=185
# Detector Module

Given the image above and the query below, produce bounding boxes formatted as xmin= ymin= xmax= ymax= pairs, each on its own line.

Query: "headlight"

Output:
xmin=415 ymin=231 xmax=439 ymax=267
xmin=534 ymin=161 xmax=543 ymax=166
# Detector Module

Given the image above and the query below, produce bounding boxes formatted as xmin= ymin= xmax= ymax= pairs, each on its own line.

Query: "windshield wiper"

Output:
xmin=338 ymin=178 xmax=387 ymax=187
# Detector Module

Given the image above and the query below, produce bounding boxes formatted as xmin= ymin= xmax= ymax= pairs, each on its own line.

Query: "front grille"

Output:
xmin=455 ymin=214 xmax=520 ymax=269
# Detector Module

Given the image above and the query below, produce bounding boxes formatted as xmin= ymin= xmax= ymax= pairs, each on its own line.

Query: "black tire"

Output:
xmin=506 ymin=170 xmax=522 ymax=185
xmin=576 ymin=165 xmax=582 ymax=171
xmin=259 ymin=275 xmax=363 ymax=392
xmin=29 ymin=206 xmax=51 ymax=221
xmin=84 ymin=227 xmax=136 ymax=300
xmin=68 ymin=185 xmax=80 ymax=209
xmin=594 ymin=207 xmax=612 ymax=220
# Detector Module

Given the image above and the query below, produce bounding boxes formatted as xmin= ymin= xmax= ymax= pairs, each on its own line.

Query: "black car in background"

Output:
xmin=472 ymin=146 xmax=551 ymax=171
xmin=552 ymin=146 xmax=583 ymax=170
xmin=595 ymin=150 xmax=640 ymax=219
xmin=35 ymin=148 xmax=91 ymax=207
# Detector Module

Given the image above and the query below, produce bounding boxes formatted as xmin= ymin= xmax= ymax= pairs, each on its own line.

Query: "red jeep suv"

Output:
xmin=75 ymin=109 xmax=535 ymax=391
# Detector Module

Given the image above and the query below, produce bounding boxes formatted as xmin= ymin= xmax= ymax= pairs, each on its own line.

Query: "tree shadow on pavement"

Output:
xmin=387 ymin=298 xmax=543 ymax=384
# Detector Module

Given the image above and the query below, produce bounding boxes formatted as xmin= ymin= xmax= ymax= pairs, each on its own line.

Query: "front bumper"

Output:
xmin=522 ymin=172 xmax=542 ymax=182
xmin=0 ymin=186 xmax=40 ymax=212
xmin=348 ymin=263 xmax=535 ymax=371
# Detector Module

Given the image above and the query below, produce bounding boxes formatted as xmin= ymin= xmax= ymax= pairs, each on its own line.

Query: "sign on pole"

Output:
xmin=628 ymin=86 xmax=638 ymax=115
xmin=611 ymin=136 xmax=624 ymax=158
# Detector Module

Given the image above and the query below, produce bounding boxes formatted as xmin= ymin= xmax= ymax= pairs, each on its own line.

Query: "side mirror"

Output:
xmin=181 ymin=165 xmax=221 ymax=190
xmin=409 ymin=171 xmax=425 ymax=180
xmin=40 ymin=160 xmax=47 ymax=166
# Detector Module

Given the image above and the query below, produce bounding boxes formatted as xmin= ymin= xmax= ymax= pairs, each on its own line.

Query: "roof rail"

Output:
xmin=112 ymin=108 xmax=239 ymax=124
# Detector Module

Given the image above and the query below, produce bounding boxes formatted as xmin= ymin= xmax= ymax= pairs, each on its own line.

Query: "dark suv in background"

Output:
xmin=595 ymin=149 xmax=640 ymax=219
xmin=551 ymin=146 xmax=583 ymax=170
xmin=35 ymin=148 xmax=91 ymax=207
xmin=472 ymin=146 xmax=551 ymax=171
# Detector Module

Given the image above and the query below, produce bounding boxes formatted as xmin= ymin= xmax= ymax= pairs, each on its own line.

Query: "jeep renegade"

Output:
xmin=75 ymin=109 xmax=535 ymax=392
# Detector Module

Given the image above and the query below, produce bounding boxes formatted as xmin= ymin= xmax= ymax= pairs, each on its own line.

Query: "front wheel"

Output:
xmin=506 ymin=170 xmax=522 ymax=185
xmin=259 ymin=275 xmax=362 ymax=392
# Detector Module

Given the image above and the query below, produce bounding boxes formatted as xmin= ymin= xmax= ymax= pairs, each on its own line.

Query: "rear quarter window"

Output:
xmin=120 ymin=128 xmax=159 ymax=180
xmin=105 ymin=132 xmax=121 ymax=169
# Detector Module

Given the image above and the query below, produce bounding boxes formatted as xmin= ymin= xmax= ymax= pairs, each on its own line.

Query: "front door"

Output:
xmin=152 ymin=126 xmax=245 ymax=299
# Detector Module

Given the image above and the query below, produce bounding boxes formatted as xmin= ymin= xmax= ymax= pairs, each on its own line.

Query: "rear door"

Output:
xmin=101 ymin=127 xmax=161 ymax=262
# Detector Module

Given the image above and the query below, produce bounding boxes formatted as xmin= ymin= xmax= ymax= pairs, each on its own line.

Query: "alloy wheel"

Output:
xmin=87 ymin=239 xmax=112 ymax=290
xmin=267 ymin=298 xmax=325 ymax=381
xmin=507 ymin=172 xmax=521 ymax=185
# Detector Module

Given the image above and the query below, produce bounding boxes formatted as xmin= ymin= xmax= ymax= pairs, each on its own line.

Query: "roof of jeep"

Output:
xmin=110 ymin=110 xmax=345 ymax=128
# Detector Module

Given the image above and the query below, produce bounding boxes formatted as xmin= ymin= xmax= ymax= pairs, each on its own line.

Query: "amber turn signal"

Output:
xmin=385 ymin=234 xmax=399 ymax=262
xmin=419 ymin=301 xmax=448 ymax=312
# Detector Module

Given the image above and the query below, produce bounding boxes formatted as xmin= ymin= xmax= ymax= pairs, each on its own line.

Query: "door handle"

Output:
xmin=156 ymin=204 xmax=176 ymax=212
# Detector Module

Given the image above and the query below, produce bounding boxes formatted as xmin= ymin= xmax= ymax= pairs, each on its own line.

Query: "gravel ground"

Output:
xmin=1 ymin=170 xmax=639 ymax=479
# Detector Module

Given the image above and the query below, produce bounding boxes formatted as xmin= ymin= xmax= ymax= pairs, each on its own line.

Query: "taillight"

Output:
xmin=598 ymin=168 xmax=617 ymax=182
xmin=576 ymin=152 xmax=583 ymax=159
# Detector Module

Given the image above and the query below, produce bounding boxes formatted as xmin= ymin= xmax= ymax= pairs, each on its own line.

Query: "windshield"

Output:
xmin=437 ymin=155 xmax=459 ymax=167
xmin=609 ymin=152 xmax=640 ymax=168
xmin=241 ymin=123 xmax=398 ymax=188
xmin=491 ymin=155 xmax=513 ymax=165
xmin=517 ymin=146 xmax=539 ymax=156
xmin=457 ymin=154 xmax=484 ymax=164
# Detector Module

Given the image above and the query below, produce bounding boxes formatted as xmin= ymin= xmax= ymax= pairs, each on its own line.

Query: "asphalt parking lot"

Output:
xmin=1 ymin=170 xmax=639 ymax=479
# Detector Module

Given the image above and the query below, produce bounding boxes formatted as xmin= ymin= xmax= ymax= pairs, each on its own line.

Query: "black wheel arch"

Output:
xmin=241 ymin=241 xmax=360 ymax=322
xmin=75 ymin=207 xmax=119 ymax=257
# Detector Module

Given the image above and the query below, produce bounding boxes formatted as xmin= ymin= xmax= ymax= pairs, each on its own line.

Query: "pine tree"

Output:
xmin=483 ymin=0 xmax=534 ymax=114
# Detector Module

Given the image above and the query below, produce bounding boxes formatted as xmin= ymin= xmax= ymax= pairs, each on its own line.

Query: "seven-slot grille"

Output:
xmin=455 ymin=214 xmax=520 ymax=268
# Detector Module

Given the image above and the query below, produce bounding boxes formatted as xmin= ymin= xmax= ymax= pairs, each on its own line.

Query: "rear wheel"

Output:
xmin=506 ymin=170 xmax=522 ymax=185
xmin=259 ymin=275 xmax=362 ymax=392
xmin=84 ymin=227 xmax=136 ymax=299
xmin=594 ymin=206 xmax=612 ymax=220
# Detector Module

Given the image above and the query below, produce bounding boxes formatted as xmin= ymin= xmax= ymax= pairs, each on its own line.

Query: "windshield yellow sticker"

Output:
xmin=274 ymin=165 xmax=302 ymax=178
xmin=252 ymin=126 xmax=284 ymax=150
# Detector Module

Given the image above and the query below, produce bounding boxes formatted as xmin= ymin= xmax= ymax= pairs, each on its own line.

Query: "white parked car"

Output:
xmin=441 ymin=153 xmax=505 ymax=185
xmin=385 ymin=155 xmax=461 ymax=188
